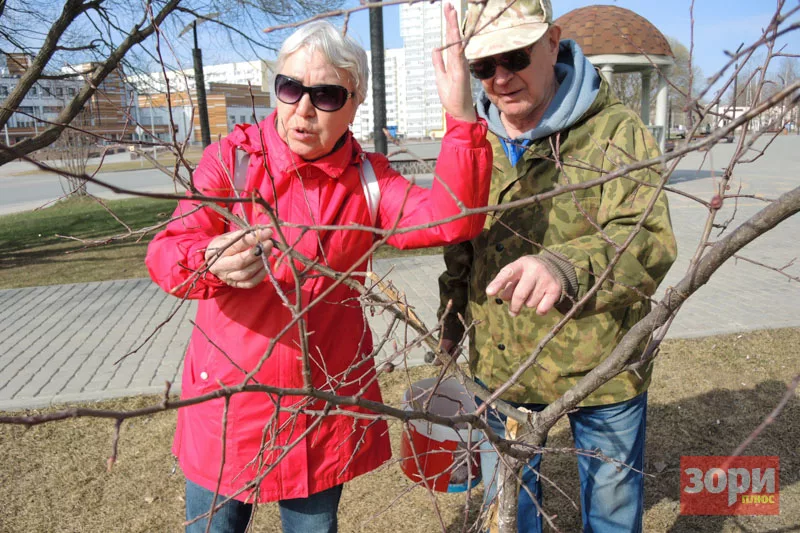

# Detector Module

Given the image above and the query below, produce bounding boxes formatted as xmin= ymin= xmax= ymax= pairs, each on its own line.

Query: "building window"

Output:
xmin=240 ymin=115 xmax=246 ymax=123
xmin=68 ymin=87 xmax=76 ymax=97
xmin=0 ymin=86 xmax=7 ymax=97
xmin=56 ymin=87 xmax=64 ymax=97
xmin=30 ymin=85 xmax=38 ymax=96
xmin=229 ymin=115 xmax=236 ymax=125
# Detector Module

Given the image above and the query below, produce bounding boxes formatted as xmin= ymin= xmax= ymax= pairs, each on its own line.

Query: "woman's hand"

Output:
xmin=205 ymin=228 xmax=274 ymax=289
xmin=432 ymin=2 xmax=477 ymax=123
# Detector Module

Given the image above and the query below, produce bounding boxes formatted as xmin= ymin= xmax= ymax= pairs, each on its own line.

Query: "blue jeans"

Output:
xmin=185 ymin=479 xmax=343 ymax=533
xmin=479 ymin=392 xmax=647 ymax=533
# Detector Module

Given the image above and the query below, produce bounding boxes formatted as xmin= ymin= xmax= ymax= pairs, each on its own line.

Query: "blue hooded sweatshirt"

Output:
xmin=476 ymin=40 xmax=601 ymax=166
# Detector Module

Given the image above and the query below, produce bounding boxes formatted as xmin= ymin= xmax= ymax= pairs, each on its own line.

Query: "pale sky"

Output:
xmin=345 ymin=0 xmax=799 ymax=83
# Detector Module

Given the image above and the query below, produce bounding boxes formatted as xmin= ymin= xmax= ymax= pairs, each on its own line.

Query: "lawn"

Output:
xmin=0 ymin=197 xmax=441 ymax=290
xmin=0 ymin=197 xmax=178 ymax=289
xmin=0 ymin=328 xmax=798 ymax=532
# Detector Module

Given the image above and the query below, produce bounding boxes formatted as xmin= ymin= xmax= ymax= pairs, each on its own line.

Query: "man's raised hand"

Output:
xmin=432 ymin=2 xmax=477 ymax=123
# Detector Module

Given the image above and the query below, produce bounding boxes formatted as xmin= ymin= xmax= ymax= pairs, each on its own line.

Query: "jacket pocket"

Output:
xmin=188 ymin=332 xmax=251 ymax=394
xmin=550 ymin=312 xmax=624 ymax=378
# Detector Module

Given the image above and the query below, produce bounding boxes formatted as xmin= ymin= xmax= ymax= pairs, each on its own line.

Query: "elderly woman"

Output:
xmin=146 ymin=6 xmax=489 ymax=533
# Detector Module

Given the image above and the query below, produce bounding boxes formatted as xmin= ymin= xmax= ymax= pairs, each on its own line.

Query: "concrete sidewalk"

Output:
xmin=2 ymin=141 xmax=800 ymax=410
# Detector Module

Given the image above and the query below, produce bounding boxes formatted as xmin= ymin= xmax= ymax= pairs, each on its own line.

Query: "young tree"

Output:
xmin=53 ymin=128 xmax=94 ymax=196
xmin=611 ymin=37 xmax=704 ymax=130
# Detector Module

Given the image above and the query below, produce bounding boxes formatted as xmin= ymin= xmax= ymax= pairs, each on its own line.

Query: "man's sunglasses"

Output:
xmin=274 ymin=74 xmax=355 ymax=112
xmin=468 ymin=44 xmax=535 ymax=80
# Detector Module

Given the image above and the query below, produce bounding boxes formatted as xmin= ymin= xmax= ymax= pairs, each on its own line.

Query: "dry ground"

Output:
xmin=1 ymin=328 xmax=798 ymax=532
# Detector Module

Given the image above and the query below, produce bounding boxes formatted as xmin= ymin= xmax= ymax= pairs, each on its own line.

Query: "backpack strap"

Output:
xmin=226 ymin=148 xmax=250 ymax=227
xmin=233 ymin=149 xmax=250 ymax=195
xmin=358 ymin=155 xmax=381 ymax=275
xmin=358 ymin=155 xmax=380 ymax=227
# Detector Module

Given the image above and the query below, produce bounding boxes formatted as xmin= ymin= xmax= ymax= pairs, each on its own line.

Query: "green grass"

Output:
xmin=0 ymin=197 xmax=440 ymax=290
xmin=0 ymin=197 xmax=177 ymax=289
xmin=374 ymin=245 xmax=442 ymax=260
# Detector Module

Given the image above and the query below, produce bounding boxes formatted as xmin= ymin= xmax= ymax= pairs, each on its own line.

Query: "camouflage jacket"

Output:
xmin=438 ymin=81 xmax=678 ymax=405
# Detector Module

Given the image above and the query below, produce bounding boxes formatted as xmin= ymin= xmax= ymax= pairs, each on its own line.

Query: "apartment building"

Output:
xmin=137 ymin=82 xmax=272 ymax=144
xmin=132 ymin=61 xmax=274 ymax=143
xmin=399 ymin=1 xmax=446 ymax=139
xmin=351 ymin=48 xmax=406 ymax=142
xmin=133 ymin=60 xmax=274 ymax=98
xmin=0 ymin=54 xmax=137 ymax=145
xmin=352 ymin=3 xmax=448 ymax=142
xmin=203 ymin=61 xmax=274 ymax=93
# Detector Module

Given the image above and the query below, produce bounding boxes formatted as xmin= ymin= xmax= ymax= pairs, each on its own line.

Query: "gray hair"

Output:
xmin=276 ymin=20 xmax=370 ymax=106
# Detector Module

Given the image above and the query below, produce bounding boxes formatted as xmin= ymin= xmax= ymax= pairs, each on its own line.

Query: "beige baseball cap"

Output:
xmin=463 ymin=0 xmax=552 ymax=60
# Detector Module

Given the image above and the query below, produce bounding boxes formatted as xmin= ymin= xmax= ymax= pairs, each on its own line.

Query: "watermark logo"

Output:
xmin=681 ymin=456 xmax=780 ymax=515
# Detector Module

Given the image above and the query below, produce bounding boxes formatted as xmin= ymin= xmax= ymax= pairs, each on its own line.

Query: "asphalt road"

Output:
xmin=0 ymin=167 xmax=187 ymax=214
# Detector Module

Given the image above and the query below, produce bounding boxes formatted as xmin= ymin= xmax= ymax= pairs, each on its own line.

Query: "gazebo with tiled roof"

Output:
xmin=555 ymin=5 xmax=675 ymax=149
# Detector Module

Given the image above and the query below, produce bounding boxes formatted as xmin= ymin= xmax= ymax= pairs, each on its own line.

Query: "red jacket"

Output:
xmin=145 ymin=111 xmax=491 ymax=503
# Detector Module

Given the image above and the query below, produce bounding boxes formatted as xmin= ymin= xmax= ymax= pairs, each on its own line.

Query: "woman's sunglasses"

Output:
xmin=468 ymin=44 xmax=535 ymax=80
xmin=274 ymin=74 xmax=355 ymax=112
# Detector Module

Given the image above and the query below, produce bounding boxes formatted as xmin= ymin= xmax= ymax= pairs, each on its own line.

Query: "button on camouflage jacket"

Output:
xmin=438 ymin=80 xmax=678 ymax=405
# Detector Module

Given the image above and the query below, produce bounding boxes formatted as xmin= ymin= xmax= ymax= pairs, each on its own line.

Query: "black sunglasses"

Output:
xmin=274 ymin=74 xmax=355 ymax=112
xmin=468 ymin=44 xmax=535 ymax=80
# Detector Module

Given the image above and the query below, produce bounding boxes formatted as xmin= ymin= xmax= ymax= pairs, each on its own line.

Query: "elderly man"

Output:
xmin=437 ymin=0 xmax=677 ymax=531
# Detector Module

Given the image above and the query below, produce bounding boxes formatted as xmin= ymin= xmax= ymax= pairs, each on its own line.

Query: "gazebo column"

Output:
xmin=654 ymin=67 xmax=670 ymax=152
xmin=600 ymin=64 xmax=614 ymax=86
xmin=640 ymin=68 xmax=652 ymax=125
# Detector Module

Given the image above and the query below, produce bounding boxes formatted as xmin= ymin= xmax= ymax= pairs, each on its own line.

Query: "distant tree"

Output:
xmin=769 ymin=57 xmax=800 ymax=131
xmin=720 ymin=53 xmax=800 ymax=133
xmin=778 ymin=56 xmax=799 ymax=85
xmin=730 ymin=60 xmax=763 ymax=108
xmin=610 ymin=70 xmax=641 ymax=113
xmin=610 ymin=36 xmax=704 ymax=130
xmin=667 ymin=37 xmax=705 ymax=128
xmin=53 ymin=129 xmax=94 ymax=197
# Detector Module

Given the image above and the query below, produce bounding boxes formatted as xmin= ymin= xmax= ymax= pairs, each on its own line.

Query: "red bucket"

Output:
xmin=400 ymin=377 xmax=482 ymax=492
